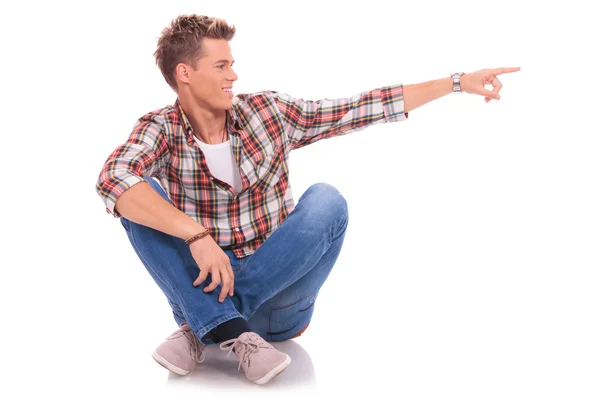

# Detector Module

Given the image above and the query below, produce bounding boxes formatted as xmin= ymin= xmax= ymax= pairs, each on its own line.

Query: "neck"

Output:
xmin=179 ymin=95 xmax=228 ymax=144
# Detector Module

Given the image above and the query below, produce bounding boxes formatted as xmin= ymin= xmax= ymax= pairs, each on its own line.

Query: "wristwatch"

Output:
xmin=451 ymin=72 xmax=464 ymax=93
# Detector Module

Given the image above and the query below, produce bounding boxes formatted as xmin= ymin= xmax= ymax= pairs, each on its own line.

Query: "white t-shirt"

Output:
xmin=193 ymin=136 xmax=243 ymax=193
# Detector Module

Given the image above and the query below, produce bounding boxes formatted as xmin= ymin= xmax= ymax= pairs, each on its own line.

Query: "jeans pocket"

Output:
xmin=268 ymin=293 xmax=317 ymax=341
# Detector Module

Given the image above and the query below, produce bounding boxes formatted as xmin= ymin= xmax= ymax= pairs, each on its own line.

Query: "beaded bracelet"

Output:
xmin=185 ymin=229 xmax=210 ymax=245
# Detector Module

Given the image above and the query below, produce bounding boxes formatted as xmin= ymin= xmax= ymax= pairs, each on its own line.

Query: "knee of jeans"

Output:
xmin=267 ymin=294 xmax=316 ymax=341
xmin=303 ymin=183 xmax=348 ymax=220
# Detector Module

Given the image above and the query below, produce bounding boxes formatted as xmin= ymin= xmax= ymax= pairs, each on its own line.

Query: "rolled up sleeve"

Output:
xmin=95 ymin=116 xmax=170 ymax=217
xmin=269 ymin=83 xmax=408 ymax=150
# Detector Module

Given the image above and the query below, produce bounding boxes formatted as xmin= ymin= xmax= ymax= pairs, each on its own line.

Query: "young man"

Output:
xmin=95 ymin=14 xmax=519 ymax=385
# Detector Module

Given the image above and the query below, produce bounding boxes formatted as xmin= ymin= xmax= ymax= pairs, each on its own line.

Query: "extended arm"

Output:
xmin=271 ymin=67 xmax=519 ymax=149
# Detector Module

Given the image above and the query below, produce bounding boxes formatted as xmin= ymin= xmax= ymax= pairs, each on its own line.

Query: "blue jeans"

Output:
xmin=120 ymin=178 xmax=348 ymax=345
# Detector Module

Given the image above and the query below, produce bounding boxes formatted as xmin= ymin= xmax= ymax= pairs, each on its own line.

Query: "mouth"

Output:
xmin=222 ymin=87 xmax=233 ymax=98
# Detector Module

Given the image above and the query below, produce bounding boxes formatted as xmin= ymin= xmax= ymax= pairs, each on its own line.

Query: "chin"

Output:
xmin=207 ymin=101 xmax=232 ymax=111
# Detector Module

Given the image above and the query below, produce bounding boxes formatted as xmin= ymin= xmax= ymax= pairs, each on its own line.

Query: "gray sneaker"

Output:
xmin=152 ymin=323 xmax=205 ymax=376
xmin=219 ymin=332 xmax=291 ymax=384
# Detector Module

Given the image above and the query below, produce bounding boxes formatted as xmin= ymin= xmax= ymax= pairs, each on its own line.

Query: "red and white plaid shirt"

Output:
xmin=96 ymin=85 xmax=408 ymax=258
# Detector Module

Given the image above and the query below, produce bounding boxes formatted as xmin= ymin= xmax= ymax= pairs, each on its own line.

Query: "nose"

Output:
xmin=228 ymin=68 xmax=238 ymax=82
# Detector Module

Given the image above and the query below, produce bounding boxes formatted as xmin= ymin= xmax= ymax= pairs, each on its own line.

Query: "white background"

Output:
xmin=1 ymin=0 xmax=598 ymax=399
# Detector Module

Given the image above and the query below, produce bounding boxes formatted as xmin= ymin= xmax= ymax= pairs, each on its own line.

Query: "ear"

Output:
xmin=175 ymin=63 xmax=192 ymax=85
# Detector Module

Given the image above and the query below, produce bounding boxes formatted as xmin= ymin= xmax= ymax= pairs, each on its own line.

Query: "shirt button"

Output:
xmin=234 ymin=228 xmax=240 ymax=232
xmin=209 ymin=177 xmax=214 ymax=181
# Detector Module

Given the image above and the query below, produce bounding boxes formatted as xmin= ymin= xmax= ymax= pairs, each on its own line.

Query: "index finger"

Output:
xmin=493 ymin=67 xmax=521 ymax=75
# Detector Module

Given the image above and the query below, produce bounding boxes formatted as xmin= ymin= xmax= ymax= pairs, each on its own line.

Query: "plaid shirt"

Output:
xmin=96 ymin=84 xmax=408 ymax=258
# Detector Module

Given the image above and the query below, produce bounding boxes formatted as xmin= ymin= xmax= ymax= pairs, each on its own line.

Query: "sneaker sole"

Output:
xmin=254 ymin=354 xmax=292 ymax=385
xmin=152 ymin=351 xmax=191 ymax=376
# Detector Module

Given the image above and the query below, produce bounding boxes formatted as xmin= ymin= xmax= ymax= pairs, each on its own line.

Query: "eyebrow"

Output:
xmin=213 ymin=59 xmax=235 ymax=65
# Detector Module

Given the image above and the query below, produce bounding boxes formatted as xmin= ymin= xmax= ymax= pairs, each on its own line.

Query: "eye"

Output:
xmin=216 ymin=65 xmax=225 ymax=70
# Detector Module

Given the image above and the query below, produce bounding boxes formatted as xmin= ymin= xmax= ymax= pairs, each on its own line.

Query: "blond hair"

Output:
xmin=154 ymin=14 xmax=236 ymax=91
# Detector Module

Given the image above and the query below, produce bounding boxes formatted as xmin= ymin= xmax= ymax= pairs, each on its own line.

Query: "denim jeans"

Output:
xmin=120 ymin=178 xmax=348 ymax=345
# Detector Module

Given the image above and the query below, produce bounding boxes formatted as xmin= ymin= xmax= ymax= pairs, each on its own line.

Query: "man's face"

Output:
xmin=185 ymin=38 xmax=238 ymax=110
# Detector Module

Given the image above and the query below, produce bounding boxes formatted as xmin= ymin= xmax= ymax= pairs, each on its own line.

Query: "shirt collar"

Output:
xmin=174 ymin=98 xmax=194 ymax=134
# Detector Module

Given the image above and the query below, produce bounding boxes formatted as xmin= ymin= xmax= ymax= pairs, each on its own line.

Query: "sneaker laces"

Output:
xmin=219 ymin=334 xmax=267 ymax=371
xmin=168 ymin=325 xmax=205 ymax=364
xmin=186 ymin=330 xmax=206 ymax=364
